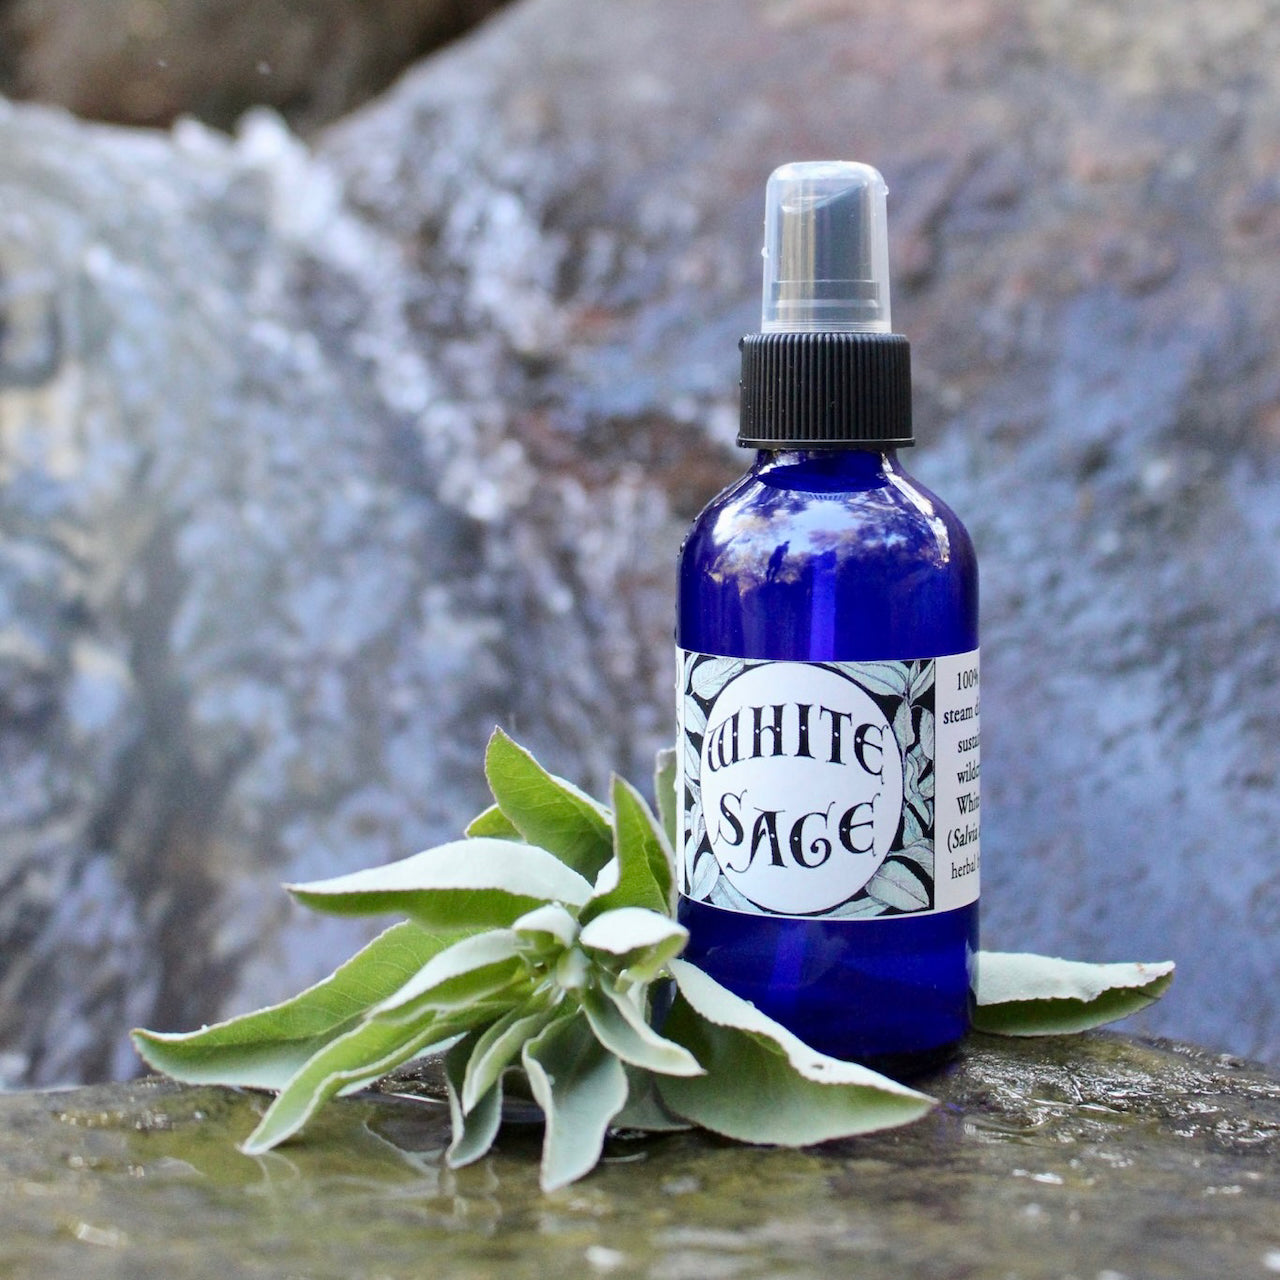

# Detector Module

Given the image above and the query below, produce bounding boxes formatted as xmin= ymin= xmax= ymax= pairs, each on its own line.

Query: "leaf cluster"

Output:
xmin=133 ymin=729 xmax=1174 ymax=1192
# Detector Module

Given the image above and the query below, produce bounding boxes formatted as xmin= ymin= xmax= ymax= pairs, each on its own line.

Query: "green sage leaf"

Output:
xmin=131 ymin=921 xmax=458 ymax=1090
xmin=654 ymin=746 xmax=679 ymax=855
xmin=522 ymin=1012 xmax=629 ymax=1192
xmin=581 ymin=775 xmax=672 ymax=921
xmin=286 ymin=838 xmax=593 ymax=930
xmin=612 ymin=1067 xmax=693 ymax=1132
xmin=512 ymin=903 xmax=579 ymax=961
xmin=465 ymin=804 xmax=524 ymax=841
xmin=973 ymin=952 xmax=1176 ymax=1036
xmin=578 ymin=907 xmax=688 ymax=983
xmin=657 ymin=959 xmax=934 ymax=1145
xmin=444 ymin=1034 xmax=505 ymax=1168
xmin=553 ymin=945 xmax=591 ymax=992
xmin=484 ymin=728 xmax=613 ymax=882
xmin=241 ymin=1008 xmax=473 ymax=1155
xmin=372 ymin=930 xmax=528 ymax=1025
xmin=580 ymin=982 xmax=702 ymax=1077
xmin=463 ymin=1001 xmax=560 ymax=1113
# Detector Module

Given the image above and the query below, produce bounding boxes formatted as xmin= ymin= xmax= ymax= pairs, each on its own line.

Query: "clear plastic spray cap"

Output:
xmin=761 ymin=161 xmax=892 ymax=333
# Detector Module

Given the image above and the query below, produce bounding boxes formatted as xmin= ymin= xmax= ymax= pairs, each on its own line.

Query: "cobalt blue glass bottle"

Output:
xmin=675 ymin=162 xmax=980 ymax=1074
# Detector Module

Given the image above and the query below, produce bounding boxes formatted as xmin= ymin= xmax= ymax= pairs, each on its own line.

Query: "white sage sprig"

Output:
xmin=133 ymin=728 xmax=1173 ymax=1192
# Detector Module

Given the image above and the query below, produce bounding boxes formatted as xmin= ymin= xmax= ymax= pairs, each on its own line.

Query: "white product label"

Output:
xmin=676 ymin=649 xmax=979 ymax=919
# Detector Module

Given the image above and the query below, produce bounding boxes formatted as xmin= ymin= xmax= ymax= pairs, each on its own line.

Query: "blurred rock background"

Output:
xmin=0 ymin=0 xmax=509 ymax=131
xmin=1 ymin=0 xmax=1278 ymax=1086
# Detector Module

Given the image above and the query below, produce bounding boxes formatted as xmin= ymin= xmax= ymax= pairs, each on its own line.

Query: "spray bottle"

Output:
xmin=675 ymin=161 xmax=980 ymax=1071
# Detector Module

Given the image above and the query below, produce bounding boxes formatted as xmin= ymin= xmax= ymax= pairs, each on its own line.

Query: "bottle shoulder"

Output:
xmin=681 ymin=453 xmax=976 ymax=579
xmin=677 ymin=451 xmax=978 ymax=659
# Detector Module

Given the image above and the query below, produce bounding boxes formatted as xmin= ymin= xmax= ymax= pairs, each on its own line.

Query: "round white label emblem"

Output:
xmin=698 ymin=663 xmax=904 ymax=915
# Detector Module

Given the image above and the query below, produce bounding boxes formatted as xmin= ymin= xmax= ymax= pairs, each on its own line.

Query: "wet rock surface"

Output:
xmin=1 ymin=1033 xmax=1277 ymax=1278
xmin=2 ymin=0 xmax=1280 ymax=1085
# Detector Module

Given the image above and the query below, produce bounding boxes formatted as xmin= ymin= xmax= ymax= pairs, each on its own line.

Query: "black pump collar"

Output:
xmin=737 ymin=331 xmax=913 ymax=450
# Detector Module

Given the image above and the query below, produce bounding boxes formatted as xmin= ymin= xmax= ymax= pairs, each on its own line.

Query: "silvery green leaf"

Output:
xmin=611 ymin=1068 xmax=693 ymax=1132
xmin=866 ymin=857 xmax=931 ymax=913
xmin=131 ymin=922 xmax=458 ymax=1090
xmin=591 ymin=856 xmax=619 ymax=899
xmin=465 ymin=804 xmax=524 ymax=841
xmin=553 ymin=946 xmax=591 ymax=992
xmin=287 ymin=839 xmax=593 ymax=930
xmin=580 ymin=982 xmax=703 ymax=1077
xmin=463 ymin=1002 xmax=561 ymax=1113
xmin=581 ymin=776 xmax=672 ymax=922
xmin=484 ymin=728 xmax=613 ymax=881
xmin=654 ymin=747 xmax=679 ymax=852
xmin=444 ymin=1034 xmax=505 ymax=1168
xmin=657 ymin=960 xmax=934 ymax=1144
xmin=241 ymin=1008 xmax=470 ymax=1155
xmin=522 ymin=1012 xmax=629 ymax=1192
xmin=512 ymin=903 xmax=579 ymax=957
xmin=624 ymin=774 xmax=677 ymax=913
xmin=579 ymin=907 xmax=688 ymax=983
xmin=373 ymin=930 xmax=527 ymax=1024
xmin=973 ymin=953 xmax=1176 ymax=1036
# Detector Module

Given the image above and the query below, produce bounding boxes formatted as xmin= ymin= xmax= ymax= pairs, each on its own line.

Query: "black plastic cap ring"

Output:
xmin=737 ymin=331 xmax=913 ymax=449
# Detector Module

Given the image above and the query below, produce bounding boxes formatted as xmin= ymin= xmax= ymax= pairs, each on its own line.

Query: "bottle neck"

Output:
xmin=751 ymin=446 xmax=901 ymax=480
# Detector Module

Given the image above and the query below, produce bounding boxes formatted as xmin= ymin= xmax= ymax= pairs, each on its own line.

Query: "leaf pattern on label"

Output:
xmin=904 ymin=745 xmax=921 ymax=796
xmin=901 ymin=803 xmax=924 ymax=851
xmin=847 ymin=661 xmax=911 ymax=699
xmin=899 ymin=838 xmax=934 ymax=876
xmin=681 ymin=733 xmax=702 ymax=795
xmin=908 ymin=662 xmax=935 ymax=704
xmin=865 ymin=856 xmax=932 ymax=913
xmin=893 ymin=698 xmax=914 ymax=758
xmin=687 ymin=797 xmax=704 ymax=861
xmin=689 ymin=655 xmax=748 ymax=704
xmin=825 ymin=895 xmax=891 ymax=921
xmin=708 ymin=875 xmax=759 ymax=914
xmin=917 ymin=706 xmax=935 ymax=760
xmin=689 ymin=848 xmax=721 ymax=901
